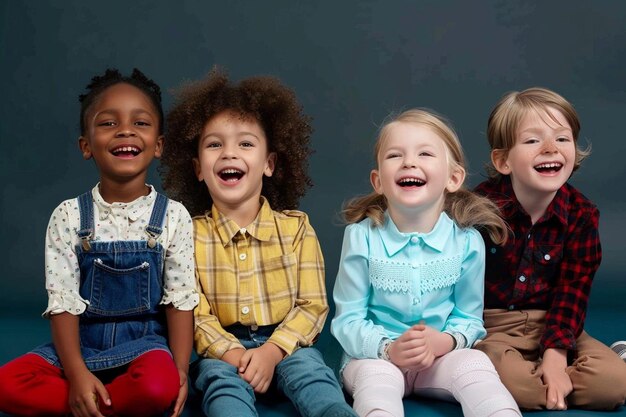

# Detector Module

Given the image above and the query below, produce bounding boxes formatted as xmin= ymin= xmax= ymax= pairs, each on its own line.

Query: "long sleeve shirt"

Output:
xmin=475 ymin=177 xmax=602 ymax=351
xmin=193 ymin=197 xmax=328 ymax=358
xmin=331 ymin=212 xmax=486 ymax=361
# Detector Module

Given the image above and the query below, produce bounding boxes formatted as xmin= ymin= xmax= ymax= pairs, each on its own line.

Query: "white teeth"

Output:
xmin=398 ymin=177 xmax=425 ymax=185
xmin=535 ymin=162 xmax=562 ymax=169
xmin=112 ymin=146 xmax=140 ymax=153
xmin=221 ymin=169 xmax=243 ymax=174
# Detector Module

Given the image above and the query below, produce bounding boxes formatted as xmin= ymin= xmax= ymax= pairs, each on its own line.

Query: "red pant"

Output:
xmin=0 ymin=350 xmax=179 ymax=417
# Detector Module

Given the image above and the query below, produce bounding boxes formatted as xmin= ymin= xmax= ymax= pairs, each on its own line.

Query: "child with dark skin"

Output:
xmin=0 ymin=69 xmax=198 ymax=417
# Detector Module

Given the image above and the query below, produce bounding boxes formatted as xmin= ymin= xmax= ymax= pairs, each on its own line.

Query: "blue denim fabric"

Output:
xmin=32 ymin=192 xmax=170 ymax=371
xmin=191 ymin=324 xmax=356 ymax=417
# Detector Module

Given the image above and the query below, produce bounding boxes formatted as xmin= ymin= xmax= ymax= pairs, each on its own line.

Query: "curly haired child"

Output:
xmin=0 ymin=69 xmax=199 ymax=417
xmin=161 ymin=68 xmax=356 ymax=417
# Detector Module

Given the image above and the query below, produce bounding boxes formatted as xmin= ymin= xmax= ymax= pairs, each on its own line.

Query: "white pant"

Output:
xmin=342 ymin=349 xmax=521 ymax=417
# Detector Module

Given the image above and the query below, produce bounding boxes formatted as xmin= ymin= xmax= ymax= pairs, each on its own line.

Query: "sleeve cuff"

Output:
xmin=160 ymin=289 xmax=200 ymax=311
xmin=443 ymin=331 xmax=467 ymax=350
xmin=540 ymin=327 xmax=577 ymax=352
xmin=42 ymin=290 xmax=89 ymax=318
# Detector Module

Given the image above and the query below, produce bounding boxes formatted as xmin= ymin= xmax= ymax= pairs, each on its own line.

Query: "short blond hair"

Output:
xmin=486 ymin=87 xmax=590 ymax=179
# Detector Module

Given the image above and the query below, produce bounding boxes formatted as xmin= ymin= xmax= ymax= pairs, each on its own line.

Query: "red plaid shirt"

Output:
xmin=475 ymin=177 xmax=602 ymax=351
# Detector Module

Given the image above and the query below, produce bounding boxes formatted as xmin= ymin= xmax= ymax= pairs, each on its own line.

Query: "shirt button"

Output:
xmin=239 ymin=253 xmax=247 ymax=261
xmin=519 ymin=275 xmax=526 ymax=283
xmin=490 ymin=247 xmax=497 ymax=254
xmin=544 ymin=254 xmax=551 ymax=261
xmin=508 ymin=305 xmax=515 ymax=310
xmin=241 ymin=306 xmax=250 ymax=314
xmin=250 ymin=324 xmax=259 ymax=331
xmin=410 ymin=236 xmax=419 ymax=244
xmin=527 ymin=234 xmax=531 ymax=239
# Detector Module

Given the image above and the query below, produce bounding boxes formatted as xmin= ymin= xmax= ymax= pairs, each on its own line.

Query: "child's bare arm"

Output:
xmin=51 ymin=312 xmax=110 ymax=417
xmin=166 ymin=306 xmax=194 ymax=417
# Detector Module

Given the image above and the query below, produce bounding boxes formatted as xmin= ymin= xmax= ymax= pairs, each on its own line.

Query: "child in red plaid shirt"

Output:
xmin=474 ymin=87 xmax=626 ymax=411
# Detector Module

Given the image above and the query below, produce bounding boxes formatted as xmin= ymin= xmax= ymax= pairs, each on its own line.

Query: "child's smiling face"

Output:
xmin=79 ymin=83 xmax=163 ymax=184
xmin=370 ymin=121 xmax=463 ymax=225
xmin=492 ymin=106 xmax=576 ymax=199
xmin=194 ymin=110 xmax=275 ymax=217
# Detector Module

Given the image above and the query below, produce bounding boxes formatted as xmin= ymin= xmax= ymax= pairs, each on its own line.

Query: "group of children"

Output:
xmin=0 ymin=67 xmax=625 ymax=417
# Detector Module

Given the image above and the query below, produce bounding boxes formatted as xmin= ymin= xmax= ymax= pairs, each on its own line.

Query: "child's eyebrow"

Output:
xmin=519 ymin=126 xmax=572 ymax=135
xmin=95 ymin=108 xmax=155 ymax=117
xmin=200 ymin=131 xmax=261 ymax=141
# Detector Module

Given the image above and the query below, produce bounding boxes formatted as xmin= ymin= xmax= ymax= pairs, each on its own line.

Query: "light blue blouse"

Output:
xmin=331 ymin=211 xmax=487 ymax=360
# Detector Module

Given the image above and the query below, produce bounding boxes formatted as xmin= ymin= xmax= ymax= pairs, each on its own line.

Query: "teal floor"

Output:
xmin=1 ymin=309 xmax=625 ymax=416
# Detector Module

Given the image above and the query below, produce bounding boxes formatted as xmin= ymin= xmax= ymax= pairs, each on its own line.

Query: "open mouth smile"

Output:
xmin=218 ymin=168 xmax=245 ymax=182
xmin=534 ymin=162 xmax=563 ymax=173
xmin=397 ymin=177 xmax=426 ymax=188
xmin=111 ymin=145 xmax=141 ymax=158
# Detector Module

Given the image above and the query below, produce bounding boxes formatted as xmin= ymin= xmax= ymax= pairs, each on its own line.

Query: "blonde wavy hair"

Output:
xmin=343 ymin=109 xmax=507 ymax=245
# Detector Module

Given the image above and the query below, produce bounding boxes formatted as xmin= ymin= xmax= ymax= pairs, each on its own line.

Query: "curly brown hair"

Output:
xmin=160 ymin=68 xmax=313 ymax=217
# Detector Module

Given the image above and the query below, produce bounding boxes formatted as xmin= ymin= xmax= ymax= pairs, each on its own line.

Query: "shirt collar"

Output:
xmin=211 ymin=196 xmax=275 ymax=246
xmin=379 ymin=211 xmax=453 ymax=257
xmin=92 ymin=183 xmax=156 ymax=222
xmin=495 ymin=176 xmax=569 ymax=226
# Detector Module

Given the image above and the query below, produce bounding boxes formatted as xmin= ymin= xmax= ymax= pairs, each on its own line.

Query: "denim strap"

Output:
xmin=145 ymin=193 xmax=168 ymax=248
xmin=77 ymin=191 xmax=94 ymax=251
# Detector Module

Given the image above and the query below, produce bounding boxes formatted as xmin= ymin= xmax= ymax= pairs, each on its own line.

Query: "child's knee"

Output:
xmin=568 ymin=354 xmax=626 ymax=410
xmin=135 ymin=377 xmax=180 ymax=412
xmin=343 ymin=359 xmax=404 ymax=402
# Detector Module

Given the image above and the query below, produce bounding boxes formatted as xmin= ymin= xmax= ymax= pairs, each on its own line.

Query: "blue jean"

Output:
xmin=191 ymin=324 xmax=355 ymax=417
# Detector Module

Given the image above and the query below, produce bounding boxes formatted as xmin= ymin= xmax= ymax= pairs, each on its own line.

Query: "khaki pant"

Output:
xmin=475 ymin=309 xmax=626 ymax=410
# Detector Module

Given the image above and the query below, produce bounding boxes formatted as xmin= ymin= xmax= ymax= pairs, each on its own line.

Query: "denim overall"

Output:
xmin=33 ymin=191 xmax=170 ymax=371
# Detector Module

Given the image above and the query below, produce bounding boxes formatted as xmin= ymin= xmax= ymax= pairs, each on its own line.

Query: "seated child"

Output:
xmin=161 ymin=69 xmax=357 ymax=417
xmin=331 ymin=108 xmax=521 ymax=417
xmin=474 ymin=87 xmax=626 ymax=410
xmin=0 ymin=68 xmax=199 ymax=417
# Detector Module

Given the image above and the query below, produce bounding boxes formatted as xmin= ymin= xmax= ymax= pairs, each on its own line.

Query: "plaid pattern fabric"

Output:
xmin=475 ymin=177 xmax=602 ymax=351
xmin=193 ymin=197 xmax=328 ymax=358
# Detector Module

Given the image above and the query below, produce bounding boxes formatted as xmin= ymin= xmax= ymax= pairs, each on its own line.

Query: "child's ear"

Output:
xmin=491 ymin=149 xmax=512 ymax=175
xmin=370 ymin=169 xmax=383 ymax=195
xmin=446 ymin=165 xmax=466 ymax=193
xmin=192 ymin=158 xmax=203 ymax=182
xmin=264 ymin=152 xmax=277 ymax=177
xmin=154 ymin=135 xmax=164 ymax=158
xmin=78 ymin=136 xmax=92 ymax=160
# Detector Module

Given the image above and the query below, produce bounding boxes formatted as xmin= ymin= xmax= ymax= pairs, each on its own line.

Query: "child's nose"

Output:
xmin=115 ymin=122 xmax=136 ymax=137
xmin=542 ymin=139 xmax=558 ymax=153
xmin=220 ymin=143 xmax=238 ymax=158
xmin=403 ymin=156 xmax=417 ymax=168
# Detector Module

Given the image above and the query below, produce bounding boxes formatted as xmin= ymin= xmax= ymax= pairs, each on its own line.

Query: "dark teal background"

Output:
xmin=1 ymin=1 xmax=625 ymax=318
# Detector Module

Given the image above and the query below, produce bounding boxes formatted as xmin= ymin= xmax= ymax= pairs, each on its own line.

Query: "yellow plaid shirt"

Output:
xmin=193 ymin=197 xmax=328 ymax=358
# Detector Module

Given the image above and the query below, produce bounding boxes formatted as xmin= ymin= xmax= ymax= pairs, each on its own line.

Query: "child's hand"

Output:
xmin=388 ymin=324 xmax=434 ymax=369
xmin=238 ymin=343 xmax=284 ymax=393
xmin=540 ymin=348 xmax=573 ymax=410
xmin=406 ymin=324 xmax=436 ymax=370
xmin=222 ymin=347 xmax=246 ymax=369
xmin=67 ymin=368 xmax=110 ymax=417
xmin=169 ymin=368 xmax=189 ymax=417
